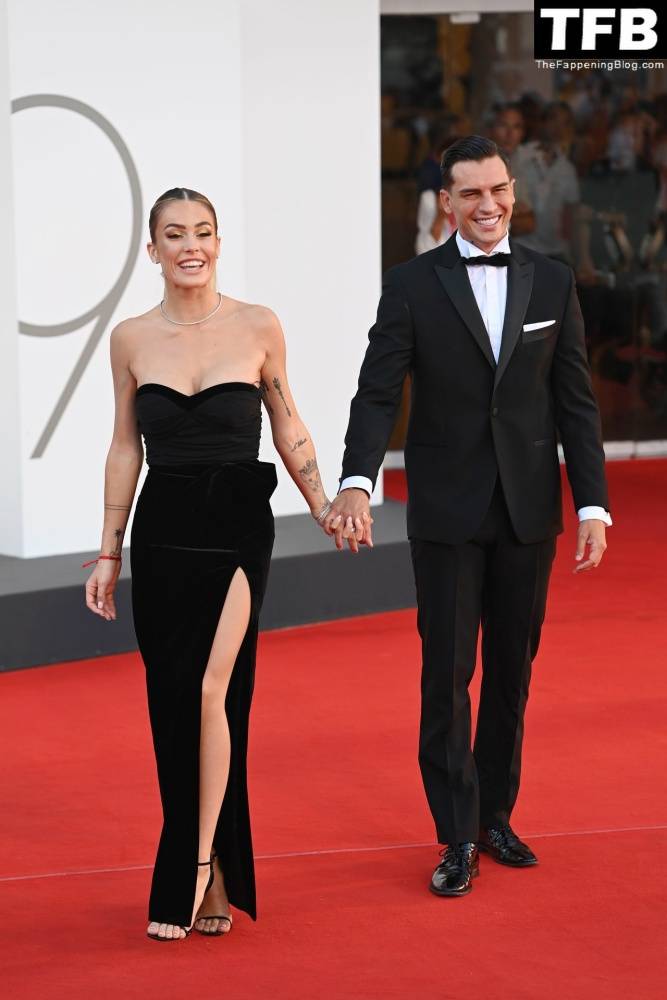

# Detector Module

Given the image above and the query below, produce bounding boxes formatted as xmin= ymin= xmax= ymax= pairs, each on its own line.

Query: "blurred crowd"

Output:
xmin=381 ymin=80 xmax=667 ymax=430
xmin=413 ymin=85 xmax=667 ymax=284
xmin=417 ymin=89 xmax=667 ymax=413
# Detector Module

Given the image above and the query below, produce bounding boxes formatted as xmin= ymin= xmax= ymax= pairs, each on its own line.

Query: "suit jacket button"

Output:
xmin=491 ymin=407 xmax=499 ymax=416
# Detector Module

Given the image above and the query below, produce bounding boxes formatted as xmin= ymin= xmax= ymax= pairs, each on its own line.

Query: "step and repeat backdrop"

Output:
xmin=0 ymin=0 xmax=381 ymax=557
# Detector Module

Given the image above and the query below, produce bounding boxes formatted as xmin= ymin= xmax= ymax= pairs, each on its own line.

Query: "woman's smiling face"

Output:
xmin=148 ymin=199 xmax=220 ymax=288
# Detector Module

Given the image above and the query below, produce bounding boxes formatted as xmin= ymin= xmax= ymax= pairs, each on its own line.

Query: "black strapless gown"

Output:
xmin=131 ymin=382 xmax=276 ymax=925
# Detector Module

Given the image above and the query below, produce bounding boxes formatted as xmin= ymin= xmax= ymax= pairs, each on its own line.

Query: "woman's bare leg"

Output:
xmin=194 ymin=567 xmax=250 ymax=933
xmin=147 ymin=567 xmax=250 ymax=939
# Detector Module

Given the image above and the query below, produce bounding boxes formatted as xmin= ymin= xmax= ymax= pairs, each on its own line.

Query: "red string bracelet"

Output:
xmin=81 ymin=555 xmax=123 ymax=569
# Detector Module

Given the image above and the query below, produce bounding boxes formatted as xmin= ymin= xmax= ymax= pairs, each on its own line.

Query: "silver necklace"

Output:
xmin=160 ymin=292 xmax=223 ymax=326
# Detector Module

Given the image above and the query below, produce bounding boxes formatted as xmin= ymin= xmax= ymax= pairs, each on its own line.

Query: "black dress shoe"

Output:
xmin=430 ymin=842 xmax=479 ymax=897
xmin=478 ymin=825 xmax=538 ymax=867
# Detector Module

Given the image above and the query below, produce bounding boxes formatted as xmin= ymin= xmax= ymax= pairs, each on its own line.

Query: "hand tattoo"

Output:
xmin=272 ymin=377 xmax=292 ymax=417
xmin=299 ymin=458 xmax=322 ymax=494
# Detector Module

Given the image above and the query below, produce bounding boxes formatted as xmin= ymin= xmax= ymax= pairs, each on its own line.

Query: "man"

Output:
xmin=512 ymin=103 xmax=581 ymax=264
xmin=489 ymin=102 xmax=526 ymax=164
xmin=488 ymin=102 xmax=534 ymax=237
xmin=326 ymin=136 xmax=610 ymax=897
xmin=415 ymin=116 xmax=466 ymax=255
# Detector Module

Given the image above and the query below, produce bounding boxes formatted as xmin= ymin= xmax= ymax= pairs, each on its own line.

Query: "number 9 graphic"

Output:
xmin=11 ymin=95 xmax=143 ymax=458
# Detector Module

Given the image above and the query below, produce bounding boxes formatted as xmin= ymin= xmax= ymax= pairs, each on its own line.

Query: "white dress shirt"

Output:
xmin=341 ymin=230 xmax=611 ymax=526
xmin=455 ymin=229 xmax=509 ymax=363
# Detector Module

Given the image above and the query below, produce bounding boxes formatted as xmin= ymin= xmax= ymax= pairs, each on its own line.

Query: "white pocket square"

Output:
xmin=523 ymin=320 xmax=555 ymax=332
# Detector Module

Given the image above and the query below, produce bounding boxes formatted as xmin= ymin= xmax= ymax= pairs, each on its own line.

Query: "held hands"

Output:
xmin=574 ymin=519 xmax=607 ymax=573
xmin=85 ymin=560 xmax=122 ymax=621
xmin=317 ymin=488 xmax=374 ymax=554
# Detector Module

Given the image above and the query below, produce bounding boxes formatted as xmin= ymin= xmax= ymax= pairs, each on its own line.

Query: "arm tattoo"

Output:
xmin=260 ymin=380 xmax=274 ymax=415
xmin=298 ymin=458 xmax=322 ymax=494
xmin=110 ymin=529 xmax=123 ymax=556
xmin=105 ymin=504 xmax=131 ymax=511
xmin=289 ymin=438 xmax=308 ymax=452
xmin=272 ymin=377 xmax=292 ymax=417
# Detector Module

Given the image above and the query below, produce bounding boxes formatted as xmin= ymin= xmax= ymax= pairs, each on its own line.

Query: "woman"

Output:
xmin=84 ymin=187 xmax=365 ymax=941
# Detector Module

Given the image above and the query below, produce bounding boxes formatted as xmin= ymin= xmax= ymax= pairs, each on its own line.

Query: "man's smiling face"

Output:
xmin=440 ymin=155 xmax=515 ymax=252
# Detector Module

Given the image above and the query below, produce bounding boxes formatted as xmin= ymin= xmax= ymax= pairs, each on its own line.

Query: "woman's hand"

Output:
xmin=311 ymin=498 xmax=333 ymax=524
xmin=323 ymin=489 xmax=374 ymax=553
xmin=85 ymin=560 xmax=122 ymax=621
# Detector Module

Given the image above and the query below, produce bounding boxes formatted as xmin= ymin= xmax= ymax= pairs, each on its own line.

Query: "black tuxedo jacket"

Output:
xmin=341 ymin=233 xmax=609 ymax=545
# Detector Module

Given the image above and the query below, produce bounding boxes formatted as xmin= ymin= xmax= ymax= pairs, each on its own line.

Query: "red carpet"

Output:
xmin=1 ymin=460 xmax=665 ymax=999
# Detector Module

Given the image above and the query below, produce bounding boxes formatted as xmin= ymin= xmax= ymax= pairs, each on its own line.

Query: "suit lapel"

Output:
xmin=433 ymin=237 xmax=496 ymax=370
xmin=433 ymin=234 xmax=535 ymax=379
xmin=494 ymin=244 xmax=534 ymax=388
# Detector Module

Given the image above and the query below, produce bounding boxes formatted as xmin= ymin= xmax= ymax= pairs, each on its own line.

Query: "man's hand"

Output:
xmin=323 ymin=488 xmax=374 ymax=553
xmin=574 ymin=519 xmax=607 ymax=573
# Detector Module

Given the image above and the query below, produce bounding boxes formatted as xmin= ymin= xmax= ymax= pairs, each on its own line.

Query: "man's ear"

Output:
xmin=439 ymin=188 xmax=452 ymax=214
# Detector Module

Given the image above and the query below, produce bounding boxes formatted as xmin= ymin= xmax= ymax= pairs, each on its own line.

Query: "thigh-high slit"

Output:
xmin=130 ymin=460 xmax=276 ymax=926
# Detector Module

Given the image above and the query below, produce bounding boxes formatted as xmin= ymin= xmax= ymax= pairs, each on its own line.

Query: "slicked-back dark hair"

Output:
xmin=149 ymin=187 xmax=219 ymax=242
xmin=440 ymin=135 xmax=512 ymax=190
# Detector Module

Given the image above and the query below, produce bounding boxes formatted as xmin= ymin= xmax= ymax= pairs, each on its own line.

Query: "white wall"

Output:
xmin=240 ymin=0 xmax=382 ymax=513
xmin=0 ymin=1 xmax=21 ymax=554
xmin=0 ymin=0 xmax=381 ymax=557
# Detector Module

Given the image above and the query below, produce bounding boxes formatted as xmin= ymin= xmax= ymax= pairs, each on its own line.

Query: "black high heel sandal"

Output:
xmin=146 ymin=859 xmax=214 ymax=942
xmin=194 ymin=852 xmax=233 ymax=938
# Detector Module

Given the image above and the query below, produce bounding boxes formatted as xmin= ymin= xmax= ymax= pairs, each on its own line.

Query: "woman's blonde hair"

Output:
xmin=148 ymin=187 xmax=218 ymax=241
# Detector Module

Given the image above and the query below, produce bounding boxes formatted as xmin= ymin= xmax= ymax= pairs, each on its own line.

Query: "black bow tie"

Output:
xmin=464 ymin=253 xmax=512 ymax=267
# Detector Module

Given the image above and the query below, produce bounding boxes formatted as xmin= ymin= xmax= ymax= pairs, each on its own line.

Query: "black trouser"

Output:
xmin=410 ymin=481 xmax=556 ymax=845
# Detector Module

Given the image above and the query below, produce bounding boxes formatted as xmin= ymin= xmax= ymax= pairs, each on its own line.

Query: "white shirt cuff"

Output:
xmin=577 ymin=506 xmax=612 ymax=526
xmin=339 ymin=476 xmax=373 ymax=498
xmin=340 ymin=484 xmax=611 ymax=524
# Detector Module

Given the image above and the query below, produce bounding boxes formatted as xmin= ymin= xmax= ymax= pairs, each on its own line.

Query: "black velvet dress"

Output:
xmin=130 ymin=382 xmax=276 ymax=926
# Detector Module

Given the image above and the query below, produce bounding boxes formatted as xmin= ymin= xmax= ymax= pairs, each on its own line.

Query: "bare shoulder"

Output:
xmin=249 ymin=303 xmax=284 ymax=345
xmin=110 ymin=317 xmax=135 ymax=346
xmin=225 ymin=297 xmax=281 ymax=328
xmin=110 ymin=309 xmax=161 ymax=372
xmin=225 ymin=298 xmax=284 ymax=347
xmin=111 ymin=307 xmax=160 ymax=345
